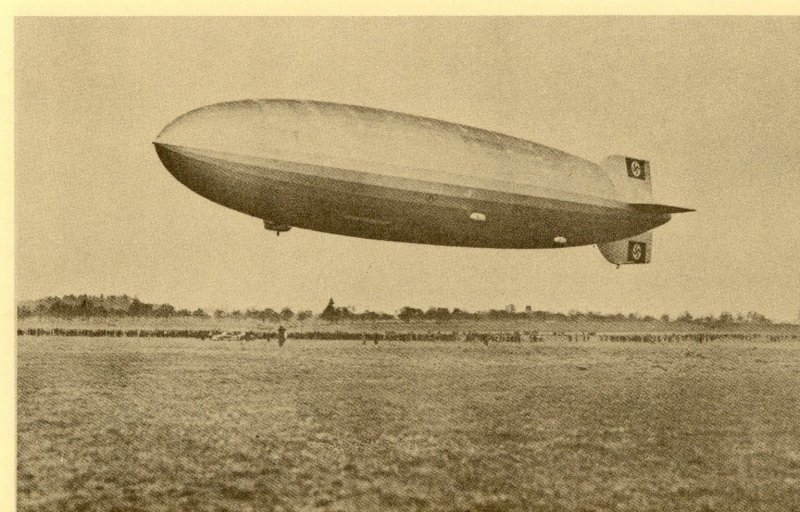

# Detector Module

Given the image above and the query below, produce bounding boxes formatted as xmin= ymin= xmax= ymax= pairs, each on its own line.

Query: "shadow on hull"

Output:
xmin=154 ymin=143 xmax=668 ymax=249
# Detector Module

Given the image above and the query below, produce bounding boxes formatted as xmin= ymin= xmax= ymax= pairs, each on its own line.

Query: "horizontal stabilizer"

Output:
xmin=598 ymin=231 xmax=652 ymax=265
xmin=629 ymin=203 xmax=695 ymax=214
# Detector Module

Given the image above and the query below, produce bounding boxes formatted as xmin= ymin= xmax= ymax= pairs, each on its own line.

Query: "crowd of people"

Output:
xmin=16 ymin=326 xmax=800 ymax=344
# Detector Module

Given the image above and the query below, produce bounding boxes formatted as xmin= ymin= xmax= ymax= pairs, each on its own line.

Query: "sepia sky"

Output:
xmin=14 ymin=16 xmax=800 ymax=321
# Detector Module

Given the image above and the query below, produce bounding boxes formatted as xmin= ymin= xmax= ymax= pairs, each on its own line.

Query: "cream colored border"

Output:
xmin=1 ymin=9 xmax=13 ymax=511
xmin=3 ymin=2 xmax=798 ymax=510
xmin=7 ymin=0 xmax=800 ymax=15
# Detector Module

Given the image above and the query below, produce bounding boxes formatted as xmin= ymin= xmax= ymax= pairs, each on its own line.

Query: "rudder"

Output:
xmin=598 ymin=231 xmax=652 ymax=265
xmin=602 ymin=155 xmax=652 ymax=203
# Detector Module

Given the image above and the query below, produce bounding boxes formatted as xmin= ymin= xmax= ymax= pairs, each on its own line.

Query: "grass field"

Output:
xmin=17 ymin=337 xmax=800 ymax=511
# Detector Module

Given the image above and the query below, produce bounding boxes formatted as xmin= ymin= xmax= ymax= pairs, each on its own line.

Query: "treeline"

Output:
xmin=16 ymin=294 xmax=780 ymax=327
xmin=15 ymin=295 xmax=315 ymax=322
xmin=396 ymin=307 xmax=776 ymax=326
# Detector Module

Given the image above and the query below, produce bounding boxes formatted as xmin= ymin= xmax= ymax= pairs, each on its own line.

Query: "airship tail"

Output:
xmin=598 ymin=231 xmax=652 ymax=265
xmin=628 ymin=203 xmax=695 ymax=214
xmin=602 ymin=155 xmax=653 ymax=203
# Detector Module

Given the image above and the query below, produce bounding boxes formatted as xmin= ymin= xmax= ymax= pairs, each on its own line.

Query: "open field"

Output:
xmin=18 ymin=336 xmax=800 ymax=511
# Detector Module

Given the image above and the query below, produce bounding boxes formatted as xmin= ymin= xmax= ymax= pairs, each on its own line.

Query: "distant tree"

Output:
xmin=261 ymin=308 xmax=281 ymax=322
xmin=320 ymin=298 xmax=337 ymax=321
xmin=296 ymin=310 xmax=313 ymax=321
xmin=154 ymin=304 xmax=176 ymax=318
xmin=355 ymin=310 xmax=394 ymax=321
xmin=280 ymin=307 xmax=295 ymax=322
xmin=335 ymin=306 xmax=353 ymax=319
xmin=451 ymin=308 xmax=472 ymax=320
xmin=398 ymin=306 xmax=424 ymax=322
xmin=660 ymin=313 xmax=671 ymax=322
xmin=702 ymin=315 xmax=716 ymax=324
xmin=424 ymin=307 xmax=450 ymax=321
xmin=213 ymin=309 xmax=227 ymax=319
xmin=77 ymin=297 xmax=92 ymax=316
xmin=677 ymin=311 xmax=693 ymax=322
xmin=192 ymin=308 xmax=208 ymax=318
xmin=746 ymin=311 xmax=772 ymax=325
xmin=128 ymin=299 xmax=153 ymax=317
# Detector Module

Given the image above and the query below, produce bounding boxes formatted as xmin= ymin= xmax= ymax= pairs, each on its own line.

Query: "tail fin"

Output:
xmin=598 ymin=231 xmax=652 ymax=265
xmin=602 ymin=155 xmax=653 ymax=203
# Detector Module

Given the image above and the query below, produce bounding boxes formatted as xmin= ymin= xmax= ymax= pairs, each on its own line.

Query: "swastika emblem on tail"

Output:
xmin=625 ymin=158 xmax=648 ymax=180
xmin=628 ymin=241 xmax=647 ymax=263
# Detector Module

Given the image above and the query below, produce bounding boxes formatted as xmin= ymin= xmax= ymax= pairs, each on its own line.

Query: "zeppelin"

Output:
xmin=154 ymin=99 xmax=693 ymax=265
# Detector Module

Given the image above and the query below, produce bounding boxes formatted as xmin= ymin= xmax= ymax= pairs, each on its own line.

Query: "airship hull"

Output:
xmin=154 ymin=140 xmax=666 ymax=249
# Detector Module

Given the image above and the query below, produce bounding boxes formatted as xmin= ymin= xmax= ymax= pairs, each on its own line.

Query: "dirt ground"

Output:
xmin=17 ymin=337 xmax=800 ymax=511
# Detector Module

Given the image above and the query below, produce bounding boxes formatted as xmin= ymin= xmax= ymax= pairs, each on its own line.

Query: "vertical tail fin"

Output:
xmin=602 ymin=155 xmax=652 ymax=203
xmin=598 ymin=231 xmax=652 ymax=265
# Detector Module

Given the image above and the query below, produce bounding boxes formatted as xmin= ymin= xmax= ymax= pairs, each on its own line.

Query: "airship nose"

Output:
xmin=154 ymin=101 xmax=258 ymax=185
xmin=153 ymin=103 xmax=241 ymax=194
xmin=153 ymin=138 xmax=204 ymax=195
xmin=153 ymin=101 xmax=280 ymax=215
xmin=154 ymin=100 xmax=269 ymax=154
xmin=155 ymin=104 xmax=224 ymax=150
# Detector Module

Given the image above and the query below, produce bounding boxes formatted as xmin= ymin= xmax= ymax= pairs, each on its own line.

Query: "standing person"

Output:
xmin=277 ymin=325 xmax=286 ymax=347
